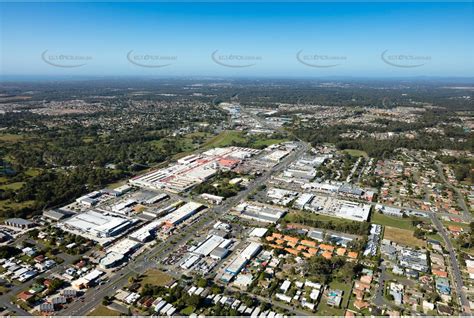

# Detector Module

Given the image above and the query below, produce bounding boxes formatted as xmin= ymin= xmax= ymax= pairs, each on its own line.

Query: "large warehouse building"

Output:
xmin=234 ymin=201 xmax=287 ymax=224
xmin=306 ymin=195 xmax=371 ymax=222
xmin=61 ymin=210 xmax=136 ymax=241
xmin=130 ymin=147 xmax=259 ymax=193
xmin=163 ymin=201 xmax=205 ymax=227
xmin=193 ymin=235 xmax=226 ymax=256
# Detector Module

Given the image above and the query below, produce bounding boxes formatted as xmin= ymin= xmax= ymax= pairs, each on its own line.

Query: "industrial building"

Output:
xmin=221 ymin=243 xmax=261 ymax=283
xmin=129 ymin=147 xmax=259 ymax=193
xmin=376 ymin=204 xmax=404 ymax=217
xmin=180 ymin=254 xmax=201 ymax=270
xmin=200 ymin=193 xmax=224 ymax=205
xmin=210 ymin=247 xmax=229 ymax=260
xmin=225 ymin=256 xmax=247 ymax=276
xmin=293 ymin=193 xmax=315 ymax=210
xmin=301 ymin=181 xmax=375 ymax=202
xmin=240 ymin=242 xmax=261 ymax=260
xmin=262 ymin=150 xmax=290 ymax=163
xmin=266 ymin=188 xmax=299 ymax=206
xmin=4 ymin=218 xmax=35 ymax=229
xmin=113 ymin=184 xmax=133 ymax=196
xmin=142 ymin=200 xmax=184 ymax=218
xmin=280 ymin=155 xmax=327 ymax=181
xmin=234 ymin=201 xmax=287 ymax=223
xmin=336 ymin=200 xmax=371 ymax=222
xmin=111 ymin=199 xmax=137 ymax=215
xmin=99 ymin=252 xmax=125 ymax=269
xmin=145 ymin=193 xmax=169 ymax=205
xmin=72 ymin=269 xmax=104 ymax=289
xmin=249 ymin=227 xmax=268 ymax=238
xmin=305 ymin=195 xmax=371 ymax=222
xmin=193 ymin=235 xmax=226 ymax=256
xmin=128 ymin=219 xmax=163 ymax=242
xmin=42 ymin=209 xmax=72 ymax=221
xmin=75 ymin=191 xmax=103 ymax=207
xmin=163 ymin=201 xmax=205 ymax=227
xmin=99 ymin=238 xmax=141 ymax=269
xmin=61 ymin=210 xmax=136 ymax=241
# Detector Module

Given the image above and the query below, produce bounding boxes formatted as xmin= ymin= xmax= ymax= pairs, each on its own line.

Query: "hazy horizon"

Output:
xmin=1 ymin=2 xmax=473 ymax=78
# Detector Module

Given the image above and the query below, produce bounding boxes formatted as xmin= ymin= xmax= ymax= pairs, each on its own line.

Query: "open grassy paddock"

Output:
xmin=88 ymin=305 xmax=121 ymax=316
xmin=371 ymin=212 xmax=415 ymax=230
xmin=139 ymin=269 xmax=174 ymax=288
xmin=383 ymin=226 xmax=426 ymax=248
xmin=339 ymin=149 xmax=368 ymax=158
xmin=201 ymin=130 xmax=288 ymax=150
xmin=285 ymin=210 xmax=358 ymax=227
xmin=0 ymin=133 xmax=25 ymax=142
xmin=0 ymin=199 xmax=35 ymax=212
xmin=201 ymin=130 xmax=247 ymax=149
xmin=0 ymin=181 xmax=25 ymax=191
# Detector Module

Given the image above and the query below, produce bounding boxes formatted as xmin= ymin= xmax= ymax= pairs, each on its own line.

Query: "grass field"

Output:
xmin=0 ymin=133 xmax=24 ymax=142
xmin=285 ymin=210 xmax=358 ymax=227
xmin=151 ymin=137 xmax=195 ymax=153
xmin=383 ymin=226 xmax=426 ymax=248
xmin=151 ymin=132 xmax=214 ymax=158
xmin=181 ymin=306 xmax=195 ymax=315
xmin=140 ymin=269 xmax=173 ymax=288
xmin=201 ymin=130 xmax=247 ymax=149
xmin=442 ymin=220 xmax=469 ymax=231
xmin=0 ymin=182 xmax=25 ymax=191
xmin=0 ymin=285 xmax=9 ymax=295
xmin=106 ymin=179 xmax=127 ymax=189
xmin=0 ymin=199 xmax=35 ymax=212
xmin=426 ymin=233 xmax=443 ymax=243
xmin=82 ymin=137 xmax=95 ymax=143
xmin=24 ymin=168 xmax=42 ymax=177
xmin=252 ymin=137 xmax=289 ymax=148
xmin=339 ymin=149 xmax=368 ymax=158
xmin=88 ymin=305 xmax=121 ymax=316
xmin=371 ymin=212 xmax=415 ymax=230
xmin=201 ymin=130 xmax=288 ymax=150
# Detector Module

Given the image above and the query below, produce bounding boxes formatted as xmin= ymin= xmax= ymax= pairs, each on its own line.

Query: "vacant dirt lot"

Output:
xmin=383 ymin=226 xmax=426 ymax=248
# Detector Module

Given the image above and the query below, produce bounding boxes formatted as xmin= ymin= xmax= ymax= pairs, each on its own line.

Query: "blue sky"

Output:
xmin=0 ymin=2 xmax=473 ymax=78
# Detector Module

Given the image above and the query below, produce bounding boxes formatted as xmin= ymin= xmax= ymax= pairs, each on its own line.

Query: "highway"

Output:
xmin=63 ymin=141 xmax=308 ymax=316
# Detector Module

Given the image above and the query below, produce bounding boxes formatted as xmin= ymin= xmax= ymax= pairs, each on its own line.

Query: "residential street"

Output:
xmin=430 ymin=213 xmax=471 ymax=314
